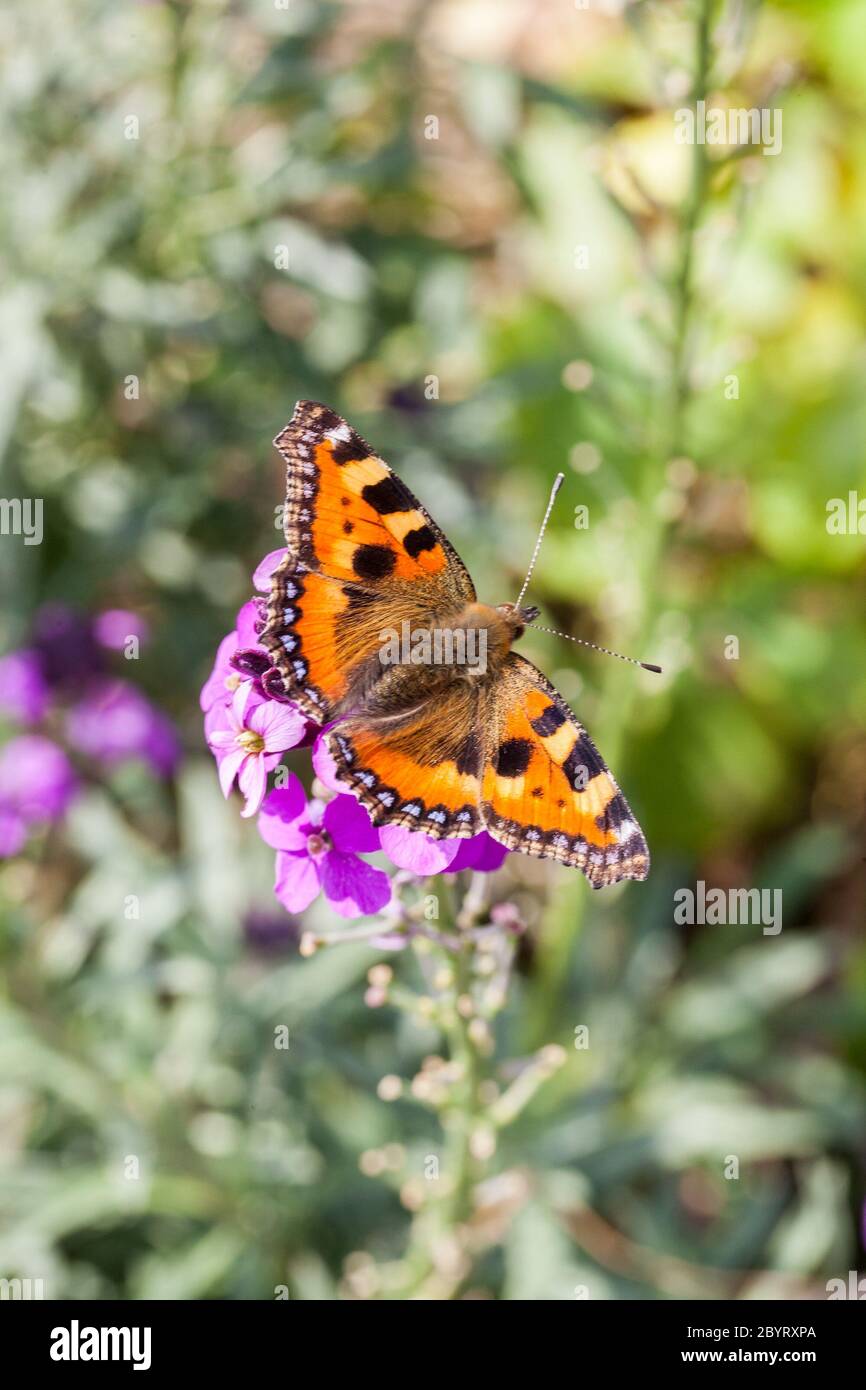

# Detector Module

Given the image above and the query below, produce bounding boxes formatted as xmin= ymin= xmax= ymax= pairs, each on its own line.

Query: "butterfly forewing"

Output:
xmin=273 ymin=400 xmax=474 ymax=599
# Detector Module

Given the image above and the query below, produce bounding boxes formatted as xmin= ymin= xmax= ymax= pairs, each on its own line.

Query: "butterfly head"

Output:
xmin=495 ymin=602 xmax=540 ymax=641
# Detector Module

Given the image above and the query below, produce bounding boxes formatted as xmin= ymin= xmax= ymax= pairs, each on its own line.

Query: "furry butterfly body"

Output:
xmin=261 ymin=401 xmax=649 ymax=888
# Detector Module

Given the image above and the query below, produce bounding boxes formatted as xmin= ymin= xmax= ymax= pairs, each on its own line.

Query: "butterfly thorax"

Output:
xmin=332 ymin=601 xmax=538 ymax=724
xmin=435 ymin=601 xmax=540 ymax=679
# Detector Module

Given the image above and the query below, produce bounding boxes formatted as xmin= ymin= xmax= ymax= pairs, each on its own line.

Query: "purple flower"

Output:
xmin=0 ymin=735 xmax=78 ymax=856
xmin=200 ymin=601 xmax=265 ymax=719
xmin=380 ymin=825 xmax=461 ymax=874
xmin=259 ymin=778 xmax=391 ymax=919
xmin=66 ymin=678 xmax=180 ymax=778
xmin=253 ymin=549 xmax=287 ymax=592
xmin=0 ymin=807 xmax=27 ymax=857
xmin=378 ymin=825 xmax=508 ymax=874
xmin=0 ymin=649 xmax=49 ymax=724
xmin=445 ymin=833 xmax=509 ymax=873
xmin=311 ymin=733 xmax=344 ymax=792
xmin=32 ymin=604 xmax=103 ymax=690
xmin=94 ymin=609 xmax=150 ymax=651
xmin=207 ymin=682 xmax=305 ymax=817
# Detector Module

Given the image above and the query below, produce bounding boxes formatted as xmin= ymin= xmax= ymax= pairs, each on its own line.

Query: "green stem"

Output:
xmin=391 ymin=880 xmax=492 ymax=1299
xmin=669 ymin=0 xmax=714 ymax=460
xmin=439 ymin=941 xmax=483 ymax=1226
xmin=525 ymin=0 xmax=716 ymax=1048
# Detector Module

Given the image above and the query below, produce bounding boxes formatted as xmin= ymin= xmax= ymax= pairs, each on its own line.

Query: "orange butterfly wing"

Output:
xmin=322 ymin=683 xmax=484 ymax=839
xmin=262 ymin=402 xmax=650 ymax=888
xmin=480 ymin=654 xmax=649 ymax=887
xmin=261 ymin=401 xmax=473 ymax=721
xmin=274 ymin=400 xmax=473 ymax=595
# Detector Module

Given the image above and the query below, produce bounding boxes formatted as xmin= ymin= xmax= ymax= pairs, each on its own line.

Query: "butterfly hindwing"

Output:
xmin=480 ymin=654 xmax=649 ymax=887
xmin=323 ymin=683 xmax=484 ymax=839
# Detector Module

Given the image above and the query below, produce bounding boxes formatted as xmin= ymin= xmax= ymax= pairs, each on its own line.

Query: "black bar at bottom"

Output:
xmin=0 ymin=1295 xmax=861 ymax=1374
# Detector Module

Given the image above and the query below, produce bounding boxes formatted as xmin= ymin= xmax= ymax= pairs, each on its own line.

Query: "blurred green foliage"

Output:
xmin=1 ymin=0 xmax=865 ymax=1299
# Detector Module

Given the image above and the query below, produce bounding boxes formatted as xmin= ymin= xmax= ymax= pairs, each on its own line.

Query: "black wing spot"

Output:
xmin=530 ymin=703 xmax=567 ymax=737
xmin=596 ymin=792 xmax=630 ymax=830
xmin=454 ymin=730 xmax=482 ymax=776
xmin=340 ymin=496 xmax=350 ymax=507
xmin=563 ymin=735 xmax=599 ymax=790
xmin=403 ymin=524 xmax=437 ymax=558
xmin=494 ymin=738 xmax=533 ymax=778
xmin=362 ymin=476 xmax=414 ymax=514
xmin=531 ymin=786 xmax=544 ymax=798
xmin=352 ymin=543 xmax=396 ymax=581
xmin=330 ymin=432 xmax=372 ymax=465
xmin=314 ymin=407 xmax=344 ymax=433
xmin=343 ymin=520 xmax=354 ymax=534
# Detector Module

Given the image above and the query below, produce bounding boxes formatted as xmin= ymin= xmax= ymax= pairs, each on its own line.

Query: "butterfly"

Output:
xmin=260 ymin=400 xmax=649 ymax=888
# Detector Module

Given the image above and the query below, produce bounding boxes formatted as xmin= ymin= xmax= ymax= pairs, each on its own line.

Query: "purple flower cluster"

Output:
xmin=202 ymin=548 xmax=508 ymax=921
xmin=0 ymin=604 xmax=179 ymax=858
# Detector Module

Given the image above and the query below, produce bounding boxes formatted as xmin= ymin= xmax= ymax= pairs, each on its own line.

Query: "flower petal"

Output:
xmin=258 ymin=779 xmax=309 ymax=850
xmin=0 ymin=735 xmax=78 ymax=821
xmin=320 ymin=850 xmax=392 ymax=919
xmin=231 ymin=678 xmax=253 ymax=726
xmin=0 ymin=808 xmax=27 ymax=857
xmin=218 ymin=746 xmax=246 ymax=799
xmin=274 ymin=850 xmax=321 ymax=913
xmin=94 ymin=609 xmax=149 ymax=651
xmin=199 ymin=631 xmax=239 ymax=711
xmin=324 ymin=793 xmax=380 ymax=853
xmin=66 ymin=679 xmax=179 ymax=777
xmin=250 ymin=699 xmax=306 ymax=752
xmin=208 ymin=728 xmax=238 ymax=750
xmin=445 ymin=832 xmax=509 ymax=873
xmin=379 ymin=824 xmax=460 ymax=875
xmin=238 ymin=753 xmax=267 ymax=817
xmin=235 ymin=599 xmax=262 ymax=647
xmin=253 ymin=549 xmax=288 ymax=592
xmin=0 ymin=649 xmax=49 ymax=725
xmin=311 ymin=733 xmax=344 ymax=793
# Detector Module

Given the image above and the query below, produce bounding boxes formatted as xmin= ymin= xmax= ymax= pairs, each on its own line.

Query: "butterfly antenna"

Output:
xmin=513 ymin=475 xmax=660 ymax=672
xmin=514 ymin=472 xmax=564 ymax=611
xmin=528 ymin=623 xmax=662 ymax=674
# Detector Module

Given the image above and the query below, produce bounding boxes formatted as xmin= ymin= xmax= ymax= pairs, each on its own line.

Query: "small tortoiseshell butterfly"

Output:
xmin=261 ymin=401 xmax=650 ymax=888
